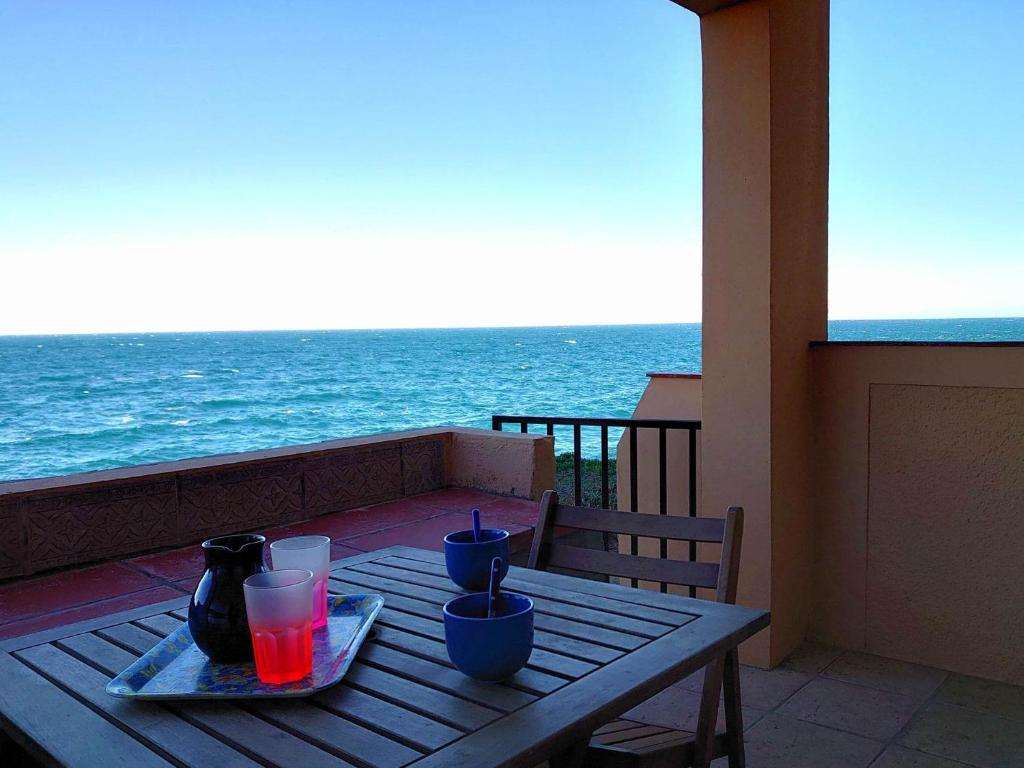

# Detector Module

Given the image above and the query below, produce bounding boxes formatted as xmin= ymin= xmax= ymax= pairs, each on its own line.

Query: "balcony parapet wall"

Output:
xmin=0 ymin=427 xmax=554 ymax=580
xmin=810 ymin=340 xmax=1024 ymax=685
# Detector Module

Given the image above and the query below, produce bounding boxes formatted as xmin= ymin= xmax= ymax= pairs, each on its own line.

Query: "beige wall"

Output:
xmin=700 ymin=0 xmax=829 ymax=666
xmin=812 ymin=343 xmax=1024 ymax=685
xmin=616 ymin=375 xmax=702 ymax=517
xmin=449 ymin=428 xmax=555 ymax=500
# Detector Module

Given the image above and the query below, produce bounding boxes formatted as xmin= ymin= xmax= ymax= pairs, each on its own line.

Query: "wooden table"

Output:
xmin=0 ymin=545 xmax=768 ymax=768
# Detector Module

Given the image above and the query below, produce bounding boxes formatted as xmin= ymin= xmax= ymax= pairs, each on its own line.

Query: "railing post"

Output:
xmin=573 ymin=425 xmax=582 ymax=506
xmin=659 ymin=427 xmax=668 ymax=593
xmin=629 ymin=426 xmax=639 ymax=588
xmin=688 ymin=426 xmax=698 ymax=598
xmin=600 ymin=425 xmax=609 ymax=510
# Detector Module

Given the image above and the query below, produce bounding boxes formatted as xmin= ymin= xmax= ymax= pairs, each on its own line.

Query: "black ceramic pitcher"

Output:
xmin=188 ymin=534 xmax=268 ymax=662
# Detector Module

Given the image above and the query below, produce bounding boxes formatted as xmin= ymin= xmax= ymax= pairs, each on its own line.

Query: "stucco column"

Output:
xmin=700 ymin=0 xmax=829 ymax=666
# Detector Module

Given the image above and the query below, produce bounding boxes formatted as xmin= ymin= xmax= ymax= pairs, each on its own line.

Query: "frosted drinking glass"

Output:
xmin=242 ymin=569 xmax=314 ymax=684
xmin=270 ymin=535 xmax=331 ymax=629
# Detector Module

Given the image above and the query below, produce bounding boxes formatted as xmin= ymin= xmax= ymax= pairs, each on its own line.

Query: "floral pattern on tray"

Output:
xmin=106 ymin=593 xmax=384 ymax=699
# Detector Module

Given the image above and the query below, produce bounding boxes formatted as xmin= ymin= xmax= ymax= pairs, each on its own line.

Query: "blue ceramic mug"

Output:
xmin=444 ymin=529 xmax=510 ymax=590
xmin=443 ymin=592 xmax=534 ymax=682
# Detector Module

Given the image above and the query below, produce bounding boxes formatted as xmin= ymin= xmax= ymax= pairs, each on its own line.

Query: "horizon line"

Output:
xmin=2 ymin=315 xmax=1024 ymax=339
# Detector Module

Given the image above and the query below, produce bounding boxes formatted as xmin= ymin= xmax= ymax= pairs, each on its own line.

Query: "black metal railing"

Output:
xmin=491 ymin=415 xmax=702 ymax=593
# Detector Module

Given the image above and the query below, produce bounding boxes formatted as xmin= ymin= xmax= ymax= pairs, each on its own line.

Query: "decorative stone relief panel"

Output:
xmin=178 ymin=461 xmax=303 ymax=539
xmin=0 ymin=500 xmax=24 ymax=578
xmin=304 ymin=445 xmax=403 ymax=516
xmin=401 ymin=437 xmax=446 ymax=496
xmin=21 ymin=480 xmax=178 ymax=573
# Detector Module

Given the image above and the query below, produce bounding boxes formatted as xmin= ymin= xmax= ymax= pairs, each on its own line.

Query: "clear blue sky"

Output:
xmin=0 ymin=0 xmax=1021 ymax=333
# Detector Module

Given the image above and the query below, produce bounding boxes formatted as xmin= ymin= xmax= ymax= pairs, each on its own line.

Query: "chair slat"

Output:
xmin=545 ymin=545 xmax=720 ymax=590
xmin=593 ymin=724 xmax=674 ymax=745
xmin=551 ymin=506 xmax=727 ymax=543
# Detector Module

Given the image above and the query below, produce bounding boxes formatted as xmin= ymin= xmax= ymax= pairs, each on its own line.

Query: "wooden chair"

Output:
xmin=527 ymin=490 xmax=745 ymax=768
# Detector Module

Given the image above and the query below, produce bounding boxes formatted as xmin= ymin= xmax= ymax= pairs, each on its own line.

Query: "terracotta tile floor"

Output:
xmin=0 ymin=487 xmax=536 ymax=642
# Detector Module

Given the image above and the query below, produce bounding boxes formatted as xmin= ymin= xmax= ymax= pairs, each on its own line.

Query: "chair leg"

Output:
xmin=693 ymin=655 xmax=726 ymax=768
xmin=723 ymin=648 xmax=745 ymax=768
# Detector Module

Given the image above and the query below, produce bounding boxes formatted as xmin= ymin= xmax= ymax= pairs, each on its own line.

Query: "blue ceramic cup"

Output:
xmin=443 ymin=592 xmax=534 ymax=682
xmin=444 ymin=529 xmax=510 ymax=591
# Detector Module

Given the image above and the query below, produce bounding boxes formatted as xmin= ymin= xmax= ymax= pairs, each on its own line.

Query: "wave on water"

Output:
xmin=2 ymin=319 xmax=1022 ymax=481
xmin=201 ymin=397 xmax=249 ymax=409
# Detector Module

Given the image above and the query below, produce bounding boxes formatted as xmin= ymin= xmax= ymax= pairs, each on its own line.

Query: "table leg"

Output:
xmin=548 ymin=737 xmax=588 ymax=768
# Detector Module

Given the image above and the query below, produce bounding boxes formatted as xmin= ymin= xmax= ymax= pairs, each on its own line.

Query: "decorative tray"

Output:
xmin=106 ymin=593 xmax=384 ymax=700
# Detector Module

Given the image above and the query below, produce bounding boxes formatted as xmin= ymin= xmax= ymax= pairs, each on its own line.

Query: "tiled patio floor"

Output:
xmin=628 ymin=640 xmax=1024 ymax=768
xmin=0 ymin=487 xmax=536 ymax=641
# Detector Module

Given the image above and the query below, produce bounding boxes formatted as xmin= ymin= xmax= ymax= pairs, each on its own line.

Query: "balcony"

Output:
xmin=3 ymin=397 xmax=1023 ymax=766
xmin=3 ymin=0 xmax=1023 ymax=765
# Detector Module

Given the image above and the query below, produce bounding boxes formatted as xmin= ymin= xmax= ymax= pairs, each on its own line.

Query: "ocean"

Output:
xmin=2 ymin=318 xmax=1022 ymax=482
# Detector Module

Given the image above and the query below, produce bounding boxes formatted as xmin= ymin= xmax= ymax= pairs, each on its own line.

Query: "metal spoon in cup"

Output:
xmin=487 ymin=556 xmax=503 ymax=618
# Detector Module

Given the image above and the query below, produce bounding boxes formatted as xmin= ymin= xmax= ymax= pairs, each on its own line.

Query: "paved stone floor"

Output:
xmin=624 ymin=640 xmax=1024 ymax=768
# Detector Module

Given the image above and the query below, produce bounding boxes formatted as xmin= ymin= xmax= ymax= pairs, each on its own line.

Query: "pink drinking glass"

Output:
xmin=270 ymin=535 xmax=331 ymax=629
xmin=242 ymin=569 xmax=314 ymax=684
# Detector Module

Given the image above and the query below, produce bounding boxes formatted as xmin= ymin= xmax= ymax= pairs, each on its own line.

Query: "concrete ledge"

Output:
xmin=810 ymin=340 xmax=1024 ymax=348
xmin=449 ymin=428 xmax=555 ymax=500
xmin=0 ymin=427 xmax=554 ymax=579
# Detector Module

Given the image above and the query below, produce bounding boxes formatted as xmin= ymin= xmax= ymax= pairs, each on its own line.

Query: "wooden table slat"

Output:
xmin=365 ymin=625 xmax=564 ymax=698
xmin=383 ymin=546 xmax=723 ymax=619
xmin=330 ymin=578 xmax=622 ymax=665
xmin=61 ymin=630 xmax=358 ymax=768
xmin=373 ymin=605 xmax=599 ymax=680
xmin=332 ymin=569 xmax=458 ymax=603
xmin=314 ymin=679 xmax=462 ymax=752
xmin=331 ymin=573 xmax=646 ymax=652
xmin=116 ymin=607 xmax=456 ymax=762
xmin=57 ymin=632 xmax=140 ymax=677
xmin=171 ymin=701 xmax=358 ymax=768
xmin=134 ymin=614 xmax=185 ymax=638
xmin=0 ymin=545 xmax=769 ymax=768
xmin=96 ymin=623 xmax=164 ymax=656
xmin=15 ymin=643 xmax=261 ymax=768
xmin=375 ymin=554 xmax=696 ymax=627
xmin=0 ymin=652 xmax=175 ymax=768
xmin=348 ymin=560 xmax=673 ymax=639
xmin=246 ymin=699 xmax=423 ymax=768
xmin=357 ymin=638 xmax=540 ymax=710
xmin=343 ymin=662 xmax=501 ymax=732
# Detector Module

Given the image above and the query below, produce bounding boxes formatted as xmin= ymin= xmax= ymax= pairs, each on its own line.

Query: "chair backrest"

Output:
xmin=527 ymin=490 xmax=743 ymax=604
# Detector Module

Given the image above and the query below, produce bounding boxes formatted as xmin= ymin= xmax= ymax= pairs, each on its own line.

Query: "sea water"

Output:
xmin=1 ymin=318 xmax=1021 ymax=481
